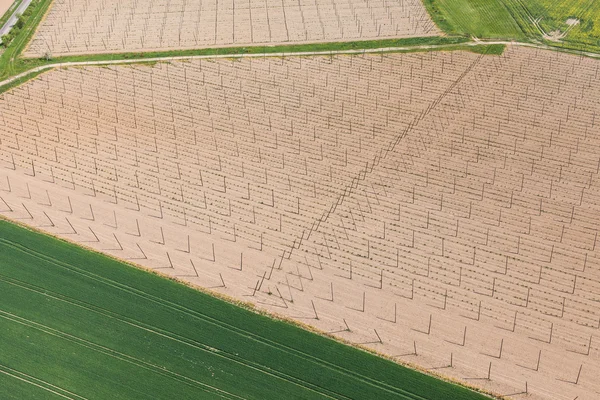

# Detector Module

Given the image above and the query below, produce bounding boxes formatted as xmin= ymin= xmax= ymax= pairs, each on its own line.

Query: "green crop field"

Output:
xmin=515 ymin=0 xmax=600 ymax=48
xmin=424 ymin=0 xmax=600 ymax=51
xmin=422 ymin=0 xmax=528 ymax=39
xmin=0 ymin=220 xmax=488 ymax=400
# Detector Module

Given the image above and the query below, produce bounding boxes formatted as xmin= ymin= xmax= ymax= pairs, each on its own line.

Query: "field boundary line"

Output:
xmin=2 ymin=40 xmax=600 ymax=93
xmin=0 ymin=239 xmax=429 ymax=399
xmin=0 ymin=240 xmax=429 ymax=400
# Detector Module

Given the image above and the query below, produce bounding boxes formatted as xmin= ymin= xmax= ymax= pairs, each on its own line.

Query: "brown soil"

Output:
xmin=0 ymin=46 xmax=599 ymax=399
xmin=23 ymin=0 xmax=439 ymax=57
xmin=0 ymin=0 xmax=13 ymax=18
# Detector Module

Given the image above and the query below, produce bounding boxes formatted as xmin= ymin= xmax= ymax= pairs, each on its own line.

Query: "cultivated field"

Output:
xmin=1 ymin=46 xmax=600 ymax=399
xmin=24 ymin=0 xmax=439 ymax=57
xmin=503 ymin=0 xmax=600 ymax=45
xmin=425 ymin=0 xmax=600 ymax=49
xmin=0 ymin=220 xmax=489 ymax=399
xmin=422 ymin=0 xmax=527 ymax=39
xmin=0 ymin=0 xmax=13 ymax=18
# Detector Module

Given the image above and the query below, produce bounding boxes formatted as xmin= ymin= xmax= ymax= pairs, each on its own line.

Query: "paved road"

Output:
xmin=0 ymin=0 xmax=33 ymax=41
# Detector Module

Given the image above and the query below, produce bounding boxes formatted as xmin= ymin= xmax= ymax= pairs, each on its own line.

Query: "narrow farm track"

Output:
xmin=0 ymin=227 xmax=483 ymax=400
xmin=1 ymin=39 xmax=599 ymax=94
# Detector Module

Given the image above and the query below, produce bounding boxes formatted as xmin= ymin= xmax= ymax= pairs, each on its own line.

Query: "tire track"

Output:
xmin=0 ymin=363 xmax=85 ymax=400
xmin=0 ymin=309 xmax=245 ymax=400
xmin=0 ymin=301 xmax=347 ymax=400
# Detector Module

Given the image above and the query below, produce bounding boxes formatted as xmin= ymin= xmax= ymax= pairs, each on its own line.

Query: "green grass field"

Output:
xmin=422 ymin=0 xmax=528 ymax=39
xmin=424 ymin=0 xmax=600 ymax=51
xmin=0 ymin=220 xmax=489 ymax=400
xmin=515 ymin=0 xmax=600 ymax=48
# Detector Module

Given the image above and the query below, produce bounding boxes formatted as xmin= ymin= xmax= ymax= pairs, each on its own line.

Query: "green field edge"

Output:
xmin=0 ymin=42 xmax=508 ymax=95
xmin=0 ymin=215 xmax=501 ymax=400
xmin=4 ymin=34 xmax=470 ymax=78
xmin=0 ymin=67 xmax=45 ymax=93
xmin=0 ymin=0 xmax=52 ymax=78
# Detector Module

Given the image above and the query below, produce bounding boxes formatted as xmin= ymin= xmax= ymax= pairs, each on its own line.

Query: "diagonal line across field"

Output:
xmin=0 ymin=310 xmax=249 ymax=400
xmin=0 ymin=363 xmax=87 ymax=400
xmin=302 ymin=52 xmax=485 ymax=244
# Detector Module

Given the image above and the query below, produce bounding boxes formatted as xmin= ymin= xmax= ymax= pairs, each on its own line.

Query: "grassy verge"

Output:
xmin=468 ymin=44 xmax=507 ymax=55
xmin=0 ymin=43 xmax=506 ymax=94
xmin=1 ymin=0 xmax=36 ymax=48
xmin=0 ymin=219 xmax=491 ymax=400
xmin=0 ymin=67 xmax=46 ymax=94
xmin=0 ymin=35 xmax=473 ymax=92
xmin=0 ymin=0 xmax=51 ymax=79
xmin=12 ymin=35 xmax=470 ymax=73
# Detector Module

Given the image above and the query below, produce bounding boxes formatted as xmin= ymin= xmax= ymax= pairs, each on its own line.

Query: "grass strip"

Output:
xmin=0 ymin=0 xmax=469 ymax=81
xmin=0 ymin=67 xmax=45 ymax=94
xmin=13 ymin=35 xmax=469 ymax=71
xmin=0 ymin=45 xmax=503 ymax=96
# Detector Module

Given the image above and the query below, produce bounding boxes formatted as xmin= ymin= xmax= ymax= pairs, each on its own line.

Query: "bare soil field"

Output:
xmin=0 ymin=0 xmax=13 ymax=18
xmin=23 ymin=0 xmax=439 ymax=58
xmin=0 ymin=47 xmax=599 ymax=399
